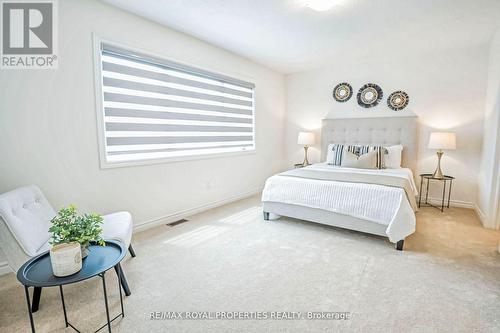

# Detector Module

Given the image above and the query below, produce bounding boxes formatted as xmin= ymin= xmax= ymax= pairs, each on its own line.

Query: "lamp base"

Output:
xmin=432 ymin=150 xmax=444 ymax=179
xmin=302 ymin=146 xmax=310 ymax=166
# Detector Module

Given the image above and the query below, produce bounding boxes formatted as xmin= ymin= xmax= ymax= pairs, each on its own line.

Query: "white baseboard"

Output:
xmin=425 ymin=197 xmax=494 ymax=228
xmin=424 ymin=197 xmax=475 ymax=209
xmin=472 ymin=203 xmax=499 ymax=229
xmin=133 ymin=188 xmax=262 ymax=233
xmin=474 ymin=204 xmax=487 ymax=226
xmin=0 ymin=261 xmax=12 ymax=276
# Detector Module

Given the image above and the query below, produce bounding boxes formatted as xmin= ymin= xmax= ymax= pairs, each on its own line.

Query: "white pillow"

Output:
xmin=384 ymin=145 xmax=403 ymax=168
xmin=326 ymin=143 xmax=335 ymax=164
xmin=341 ymin=149 xmax=378 ymax=169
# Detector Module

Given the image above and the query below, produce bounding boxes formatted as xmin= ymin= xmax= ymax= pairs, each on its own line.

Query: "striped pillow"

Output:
xmin=326 ymin=144 xmax=386 ymax=169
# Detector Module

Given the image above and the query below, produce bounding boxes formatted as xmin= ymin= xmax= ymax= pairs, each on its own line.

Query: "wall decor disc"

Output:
xmin=357 ymin=83 xmax=383 ymax=108
xmin=333 ymin=82 xmax=353 ymax=102
xmin=387 ymin=91 xmax=409 ymax=111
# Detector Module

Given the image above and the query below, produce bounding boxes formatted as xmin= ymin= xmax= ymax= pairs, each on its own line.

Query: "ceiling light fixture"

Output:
xmin=306 ymin=0 xmax=336 ymax=11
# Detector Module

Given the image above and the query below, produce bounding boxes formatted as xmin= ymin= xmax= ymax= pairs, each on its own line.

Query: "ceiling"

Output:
xmin=102 ymin=0 xmax=500 ymax=74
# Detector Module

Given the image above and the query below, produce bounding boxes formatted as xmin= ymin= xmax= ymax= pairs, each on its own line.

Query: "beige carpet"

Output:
xmin=1 ymin=195 xmax=499 ymax=333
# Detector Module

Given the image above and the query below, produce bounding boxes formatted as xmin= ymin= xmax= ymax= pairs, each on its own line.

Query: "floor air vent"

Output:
xmin=167 ymin=219 xmax=189 ymax=227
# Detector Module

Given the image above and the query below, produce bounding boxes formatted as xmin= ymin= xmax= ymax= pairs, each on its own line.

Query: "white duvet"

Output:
xmin=261 ymin=163 xmax=418 ymax=242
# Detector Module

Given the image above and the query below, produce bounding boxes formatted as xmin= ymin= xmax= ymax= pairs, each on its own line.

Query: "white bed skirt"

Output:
xmin=262 ymin=201 xmax=388 ymax=237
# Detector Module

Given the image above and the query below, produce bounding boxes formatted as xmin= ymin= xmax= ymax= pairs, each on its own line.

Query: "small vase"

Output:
xmin=81 ymin=244 xmax=90 ymax=259
xmin=50 ymin=242 xmax=82 ymax=277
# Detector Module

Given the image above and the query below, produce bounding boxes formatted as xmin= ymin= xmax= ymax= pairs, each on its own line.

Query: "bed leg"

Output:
xmin=263 ymin=211 xmax=270 ymax=221
xmin=396 ymin=240 xmax=404 ymax=251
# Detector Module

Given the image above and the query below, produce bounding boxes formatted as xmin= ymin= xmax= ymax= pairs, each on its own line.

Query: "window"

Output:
xmin=96 ymin=42 xmax=255 ymax=166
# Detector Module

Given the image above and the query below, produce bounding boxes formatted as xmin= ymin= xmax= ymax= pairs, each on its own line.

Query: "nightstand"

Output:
xmin=418 ymin=173 xmax=455 ymax=212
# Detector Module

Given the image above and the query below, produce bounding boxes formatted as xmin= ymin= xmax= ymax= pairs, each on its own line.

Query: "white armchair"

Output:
xmin=0 ymin=185 xmax=135 ymax=311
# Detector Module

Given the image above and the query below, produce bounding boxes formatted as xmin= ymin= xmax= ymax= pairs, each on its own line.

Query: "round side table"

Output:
xmin=418 ymin=173 xmax=455 ymax=212
xmin=17 ymin=240 xmax=128 ymax=333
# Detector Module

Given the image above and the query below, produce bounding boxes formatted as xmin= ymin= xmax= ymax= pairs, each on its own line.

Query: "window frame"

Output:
xmin=93 ymin=36 xmax=256 ymax=169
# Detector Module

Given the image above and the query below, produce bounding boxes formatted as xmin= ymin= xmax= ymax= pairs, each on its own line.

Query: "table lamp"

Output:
xmin=298 ymin=132 xmax=315 ymax=166
xmin=428 ymin=132 xmax=456 ymax=179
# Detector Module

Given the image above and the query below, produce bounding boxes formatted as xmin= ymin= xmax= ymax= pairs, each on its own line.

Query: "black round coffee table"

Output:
xmin=17 ymin=240 xmax=130 ymax=333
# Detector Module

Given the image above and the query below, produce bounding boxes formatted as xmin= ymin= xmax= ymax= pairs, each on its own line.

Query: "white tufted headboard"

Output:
xmin=321 ymin=116 xmax=418 ymax=172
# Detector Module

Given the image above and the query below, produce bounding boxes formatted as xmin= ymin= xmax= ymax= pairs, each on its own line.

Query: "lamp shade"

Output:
xmin=428 ymin=132 xmax=456 ymax=150
xmin=298 ymin=132 xmax=315 ymax=145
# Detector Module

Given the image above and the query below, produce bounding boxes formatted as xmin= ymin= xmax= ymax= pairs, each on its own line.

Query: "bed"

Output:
xmin=261 ymin=116 xmax=418 ymax=250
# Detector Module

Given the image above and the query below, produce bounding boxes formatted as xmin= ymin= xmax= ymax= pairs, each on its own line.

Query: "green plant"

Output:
xmin=49 ymin=205 xmax=105 ymax=248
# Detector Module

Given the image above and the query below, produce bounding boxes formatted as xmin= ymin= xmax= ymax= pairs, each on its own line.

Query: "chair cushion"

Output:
xmin=102 ymin=211 xmax=133 ymax=248
xmin=0 ymin=185 xmax=55 ymax=257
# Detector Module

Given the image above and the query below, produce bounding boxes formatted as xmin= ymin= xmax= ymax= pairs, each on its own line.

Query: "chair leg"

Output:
xmin=114 ymin=263 xmax=131 ymax=296
xmin=128 ymin=244 xmax=136 ymax=257
xmin=32 ymin=287 xmax=42 ymax=312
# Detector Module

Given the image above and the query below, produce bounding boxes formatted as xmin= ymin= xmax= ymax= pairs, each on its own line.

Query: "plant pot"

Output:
xmin=81 ymin=244 xmax=90 ymax=259
xmin=50 ymin=242 xmax=82 ymax=277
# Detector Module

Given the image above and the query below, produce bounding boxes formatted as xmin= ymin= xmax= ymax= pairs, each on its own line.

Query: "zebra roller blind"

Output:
xmin=98 ymin=43 xmax=255 ymax=164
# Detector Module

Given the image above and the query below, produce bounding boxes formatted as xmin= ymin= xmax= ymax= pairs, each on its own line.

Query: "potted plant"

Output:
xmin=49 ymin=205 xmax=105 ymax=258
xmin=50 ymin=242 xmax=82 ymax=277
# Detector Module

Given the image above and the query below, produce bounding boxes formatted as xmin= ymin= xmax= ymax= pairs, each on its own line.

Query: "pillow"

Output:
xmin=326 ymin=144 xmax=344 ymax=166
xmin=341 ymin=149 xmax=378 ymax=169
xmin=384 ymin=145 xmax=403 ymax=168
xmin=352 ymin=145 xmax=386 ymax=169
xmin=326 ymin=144 xmax=334 ymax=164
xmin=326 ymin=144 xmax=385 ymax=169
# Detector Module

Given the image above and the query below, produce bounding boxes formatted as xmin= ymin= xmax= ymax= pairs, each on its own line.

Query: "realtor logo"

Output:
xmin=1 ymin=0 xmax=58 ymax=69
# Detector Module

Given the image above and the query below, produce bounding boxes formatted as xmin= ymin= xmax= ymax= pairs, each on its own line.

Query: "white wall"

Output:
xmin=285 ymin=46 xmax=489 ymax=207
xmin=478 ymin=30 xmax=500 ymax=228
xmin=0 ymin=0 xmax=286 ymax=231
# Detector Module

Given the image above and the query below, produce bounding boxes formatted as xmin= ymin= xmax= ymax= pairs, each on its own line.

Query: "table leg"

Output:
xmin=441 ymin=180 xmax=446 ymax=212
xmin=59 ymin=285 xmax=68 ymax=328
xmin=101 ymin=273 xmax=112 ymax=333
xmin=418 ymin=176 xmax=424 ymax=208
xmin=116 ymin=265 xmax=124 ymax=317
xmin=447 ymin=180 xmax=453 ymax=208
xmin=425 ymin=178 xmax=430 ymax=204
xmin=24 ymin=286 xmax=36 ymax=333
